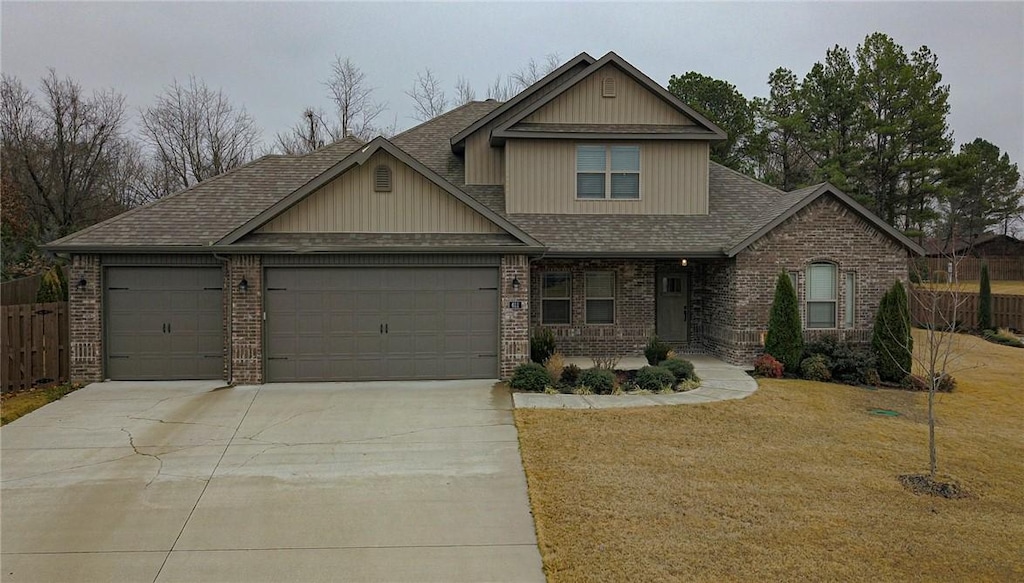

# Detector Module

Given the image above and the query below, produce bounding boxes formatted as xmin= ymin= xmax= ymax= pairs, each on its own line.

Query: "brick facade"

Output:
xmin=500 ymin=254 xmax=530 ymax=378
xmin=68 ymin=254 xmax=103 ymax=383
xmin=228 ymin=255 xmax=263 ymax=384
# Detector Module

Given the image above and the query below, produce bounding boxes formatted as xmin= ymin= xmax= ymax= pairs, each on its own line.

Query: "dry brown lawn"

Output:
xmin=515 ymin=331 xmax=1024 ymax=582
xmin=915 ymin=280 xmax=1024 ymax=295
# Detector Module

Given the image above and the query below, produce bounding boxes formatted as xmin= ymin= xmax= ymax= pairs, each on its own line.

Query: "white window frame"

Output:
xmin=806 ymin=262 xmax=838 ymax=329
xmin=575 ymin=144 xmax=641 ymax=200
xmin=584 ymin=271 xmax=615 ymax=325
xmin=541 ymin=272 xmax=571 ymax=325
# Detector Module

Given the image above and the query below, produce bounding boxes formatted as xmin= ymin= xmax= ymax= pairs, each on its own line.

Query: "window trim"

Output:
xmin=844 ymin=271 xmax=856 ymax=328
xmin=575 ymin=144 xmax=641 ymax=201
xmin=806 ymin=262 xmax=838 ymax=329
xmin=584 ymin=271 xmax=616 ymax=325
xmin=541 ymin=272 xmax=571 ymax=326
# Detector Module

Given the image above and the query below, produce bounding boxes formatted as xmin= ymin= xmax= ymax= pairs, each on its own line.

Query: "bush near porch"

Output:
xmin=514 ymin=330 xmax=1024 ymax=582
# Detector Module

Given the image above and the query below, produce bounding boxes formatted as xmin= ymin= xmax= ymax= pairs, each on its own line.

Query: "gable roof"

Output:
xmin=489 ymin=51 xmax=727 ymax=145
xmin=217 ymin=136 xmax=542 ymax=249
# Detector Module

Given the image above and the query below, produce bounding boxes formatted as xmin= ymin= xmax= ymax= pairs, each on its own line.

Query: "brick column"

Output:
xmin=229 ymin=255 xmax=263 ymax=384
xmin=69 ymin=254 xmax=102 ymax=383
xmin=500 ymin=254 xmax=530 ymax=378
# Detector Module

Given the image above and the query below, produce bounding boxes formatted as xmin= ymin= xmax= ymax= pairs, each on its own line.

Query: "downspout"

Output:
xmin=213 ymin=252 xmax=232 ymax=384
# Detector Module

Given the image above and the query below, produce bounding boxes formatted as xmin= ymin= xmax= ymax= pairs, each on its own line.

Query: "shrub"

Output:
xmin=579 ymin=368 xmax=616 ymax=395
xmin=872 ymin=281 xmax=912 ymax=383
xmin=864 ymin=368 xmax=881 ymax=387
xmin=35 ymin=266 xmax=68 ymax=303
xmin=978 ymin=264 xmax=992 ymax=331
xmin=804 ymin=335 xmax=876 ymax=384
xmin=636 ymin=366 xmax=676 ymax=391
xmin=764 ymin=271 xmax=803 ymax=372
xmin=659 ymin=358 xmax=697 ymax=383
xmin=800 ymin=354 xmax=832 ymax=382
xmin=591 ymin=355 xmax=620 ymax=370
xmin=560 ymin=363 xmax=582 ymax=387
xmin=644 ymin=336 xmax=671 ymax=365
xmin=530 ymin=328 xmax=556 ymax=364
xmin=901 ymin=373 xmax=956 ymax=393
xmin=544 ymin=352 xmax=565 ymax=381
xmin=983 ymin=328 xmax=1024 ymax=348
xmin=509 ymin=362 xmax=553 ymax=392
xmin=753 ymin=354 xmax=783 ymax=378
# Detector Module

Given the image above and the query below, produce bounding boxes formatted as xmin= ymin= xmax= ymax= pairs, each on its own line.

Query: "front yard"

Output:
xmin=514 ymin=331 xmax=1024 ymax=582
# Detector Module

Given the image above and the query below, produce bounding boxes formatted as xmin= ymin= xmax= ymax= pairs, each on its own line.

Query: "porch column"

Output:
xmin=500 ymin=254 xmax=530 ymax=378
xmin=229 ymin=255 xmax=263 ymax=384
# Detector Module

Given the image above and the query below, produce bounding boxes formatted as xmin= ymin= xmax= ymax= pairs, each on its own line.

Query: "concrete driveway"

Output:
xmin=0 ymin=380 xmax=544 ymax=582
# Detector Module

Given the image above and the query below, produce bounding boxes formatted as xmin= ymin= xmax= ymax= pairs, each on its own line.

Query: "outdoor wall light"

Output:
xmin=76 ymin=278 xmax=87 ymax=289
xmin=238 ymin=278 xmax=249 ymax=293
xmin=512 ymin=276 xmax=521 ymax=291
xmin=679 ymin=258 xmax=688 ymax=267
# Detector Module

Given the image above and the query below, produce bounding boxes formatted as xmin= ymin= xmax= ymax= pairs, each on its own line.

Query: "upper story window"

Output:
xmin=806 ymin=262 xmax=837 ymax=329
xmin=576 ymin=145 xmax=640 ymax=200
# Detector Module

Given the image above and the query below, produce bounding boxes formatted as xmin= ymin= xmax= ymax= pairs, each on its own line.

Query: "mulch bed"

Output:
xmin=898 ymin=474 xmax=970 ymax=499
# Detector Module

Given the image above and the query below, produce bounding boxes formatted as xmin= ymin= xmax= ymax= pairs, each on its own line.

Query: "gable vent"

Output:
xmin=374 ymin=165 xmax=392 ymax=192
xmin=602 ymin=77 xmax=616 ymax=98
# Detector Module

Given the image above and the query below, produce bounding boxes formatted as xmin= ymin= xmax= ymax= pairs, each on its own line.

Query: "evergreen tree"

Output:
xmin=35 ymin=265 xmax=67 ymax=303
xmin=755 ymin=67 xmax=813 ymax=190
xmin=801 ymin=45 xmax=859 ymax=191
xmin=978 ymin=264 xmax=992 ymax=331
xmin=873 ymin=281 xmax=913 ymax=382
xmin=940 ymin=139 xmax=1021 ymax=238
xmin=764 ymin=272 xmax=803 ymax=373
xmin=667 ymin=72 xmax=756 ymax=172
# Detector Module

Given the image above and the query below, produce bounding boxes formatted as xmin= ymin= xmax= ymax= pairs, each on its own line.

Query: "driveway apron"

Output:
xmin=0 ymin=380 xmax=544 ymax=583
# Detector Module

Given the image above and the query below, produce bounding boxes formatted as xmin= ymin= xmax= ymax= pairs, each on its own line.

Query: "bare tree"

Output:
xmin=510 ymin=53 xmax=561 ymax=91
xmin=485 ymin=75 xmax=516 ymax=101
xmin=454 ymin=76 xmax=476 ymax=106
xmin=407 ymin=68 xmax=449 ymax=121
xmin=1 ymin=71 xmax=139 ymax=241
xmin=325 ymin=57 xmax=387 ymax=140
xmin=139 ymin=76 xmax=261 ymax=195
xmin=275 ymin=107 xmax=337 ymax=155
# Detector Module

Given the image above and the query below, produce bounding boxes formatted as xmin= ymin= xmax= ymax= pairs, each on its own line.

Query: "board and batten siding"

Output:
xmin=505 ymin=139 xmax=708 ymax=215
xmin=258 ymin=150 xmax=502 ymax=234
xmin=465 ymin=129 xmax=505 ymax=185
xmin=523 ymin=66 xmax=695 ymax=126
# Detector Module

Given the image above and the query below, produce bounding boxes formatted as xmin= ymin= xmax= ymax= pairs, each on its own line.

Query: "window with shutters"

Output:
xmin=374 ymin=165 xmax=392 ymax=192
xmin=541 ymin=272 xmax=571 ymax=325
xmin=576 ymin=145 xmax=640 ymax=200
xmin=585 ymin=271 xmax=615 ymax=324
xmin=806 ymin=262 xmax=837 ymax=328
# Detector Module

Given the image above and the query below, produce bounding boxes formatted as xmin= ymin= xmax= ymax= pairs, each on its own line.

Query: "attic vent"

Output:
xmin=602 ymin=77 xmax=616 ymax=98
xmin=374 ymin=165 xmax=392 ymax=192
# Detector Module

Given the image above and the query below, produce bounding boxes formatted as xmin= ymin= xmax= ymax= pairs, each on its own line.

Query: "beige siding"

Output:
xmin=465 ymin=129 xmax=505 ymax=185
xmin=259 ymin=150 xmax=502 ymax=233
xmin=505 ymin=139 xmax=708 ymax=215
xmin=522 ymin=66 xmax=694 ymax=126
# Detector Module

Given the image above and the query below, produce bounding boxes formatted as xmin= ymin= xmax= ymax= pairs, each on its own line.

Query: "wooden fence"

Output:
xmin=909 ymin=289 xmax=1024 ymax=332
xmin=0 ymin=267 xmax=71 ymax=306
xmin=1 ymin=302 xmax=69 ymax=393
xmin=919 ymin=257 xmax=1024 ymax=282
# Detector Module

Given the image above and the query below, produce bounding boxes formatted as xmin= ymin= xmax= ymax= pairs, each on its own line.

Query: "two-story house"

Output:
xmin=47 ymin=52 xmax=923 ymax=385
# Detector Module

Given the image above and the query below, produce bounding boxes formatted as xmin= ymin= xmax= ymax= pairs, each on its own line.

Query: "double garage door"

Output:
xmin=265 ymin=267 xmax=499 ymax=382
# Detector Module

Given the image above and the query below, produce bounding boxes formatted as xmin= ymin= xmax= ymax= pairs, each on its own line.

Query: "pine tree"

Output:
xmin=978 ymin=263 xmax=992 ymax=331
xmin=873 ymin=281 xmax=913 ymax=382
xmin=35 ymin=265 xmax=67 ymax=303
xmin=764 ymin=272 xmax=803 ymax=373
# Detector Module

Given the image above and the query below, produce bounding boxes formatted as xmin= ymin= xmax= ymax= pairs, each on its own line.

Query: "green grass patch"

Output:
xmin=1 ymin=383 xmax=81 ymax=426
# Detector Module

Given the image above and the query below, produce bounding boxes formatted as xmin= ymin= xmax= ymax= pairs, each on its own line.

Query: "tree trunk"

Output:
xmin=928 ymin=386 xmax=937 ymax=477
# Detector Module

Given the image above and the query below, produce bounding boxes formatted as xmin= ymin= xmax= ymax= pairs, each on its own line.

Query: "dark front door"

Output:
xmin=656 ymin=268 xmax=689 ymax=342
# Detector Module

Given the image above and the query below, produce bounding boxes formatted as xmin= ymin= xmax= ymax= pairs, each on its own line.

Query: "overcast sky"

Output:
xmin=2 ymin=1 xmax=1022 ymax=166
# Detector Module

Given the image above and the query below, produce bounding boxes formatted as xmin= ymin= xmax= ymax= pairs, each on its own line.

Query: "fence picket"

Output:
xmin=910 ymin=288 xmax=1023 ymax=332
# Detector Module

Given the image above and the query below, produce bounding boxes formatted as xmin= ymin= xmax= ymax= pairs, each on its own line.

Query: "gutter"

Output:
xmin=42 ymin=244 xmax=549 ymax=255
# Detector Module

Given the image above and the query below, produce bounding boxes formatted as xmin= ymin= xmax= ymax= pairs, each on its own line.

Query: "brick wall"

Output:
xmin=500 ymin=255 xmax=531 ymax=378
xmin=529 ymin=259 xmax=655 ymax=357
xmin=69 ymin=254 xmax=102 ymax=383
xmin=229 ymin=255 xmax=263 ymax=384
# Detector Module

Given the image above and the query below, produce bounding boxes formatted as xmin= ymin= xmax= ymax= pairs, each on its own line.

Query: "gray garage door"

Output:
xmin=105 ymin=267 xmax=224 ymax=380
xmin=265 ymin=267 xmax=499 ymax=381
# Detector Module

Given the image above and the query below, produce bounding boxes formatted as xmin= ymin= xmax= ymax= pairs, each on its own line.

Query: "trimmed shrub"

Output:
xmin=35 ymin=266 xmax=68 ymax=303
xmin=560 ymin=363 xmax=582 ymax=387
xmin=804 ymin=335 xmax=876 ymax=384
xmin=800 ymin=354 xmax=832 ymax=382
xmin=509 ymin=363 xmax=553 ymax=392
xmin=579 ymin=368 xmax=616 ymax=395
xmin=530 ymin=328 xmax=556 ymax=364
xmin=764 ymin=271 xmax=803 ymax=373
xmin=753 ymin=354 xmax=783 ymax=378
xmin=978 ymin=264 xmax=992 ymax=331
xmin=636 ymin=366 xmax=676 ymax=391
xmin=864 ymin=368 xmax=881 ymax=387
xmin=659 ymin=358 xmax=697 ymax=383
xmin=872 ymin=281 xmax=912 ymax=383
xmin=644 ymin=336 xmax=671 ymax=365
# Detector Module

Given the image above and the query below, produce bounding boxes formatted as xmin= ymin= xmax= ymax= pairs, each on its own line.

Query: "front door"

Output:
xmin=656 ymin=268 xmax=689 ymax=342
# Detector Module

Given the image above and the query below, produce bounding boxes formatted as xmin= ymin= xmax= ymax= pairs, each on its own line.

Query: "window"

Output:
xmin=374 ymin=165 xmax=392 ymax=192
xmin=585 ymin=272 xmax=615 ymax=324
xmin=806 ymin=262 xmax=837 ymax=328
xmin=541 ymin=272 xmax=571 ymax=325
xmin=845 ymin=272 xmax=856 ymax=328
xmin=576 ymin=145 xmax=640 ymax=200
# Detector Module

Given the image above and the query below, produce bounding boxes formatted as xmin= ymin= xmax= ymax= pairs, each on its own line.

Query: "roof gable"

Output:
xmin=218 ymin=137 xmax=542 ymax=248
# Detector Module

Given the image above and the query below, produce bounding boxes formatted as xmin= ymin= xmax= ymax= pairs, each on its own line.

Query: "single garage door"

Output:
xmin=265 ymin=267 xmax=499 ymax=381
xmin=105 ymin=267 xmax=224 ymax=380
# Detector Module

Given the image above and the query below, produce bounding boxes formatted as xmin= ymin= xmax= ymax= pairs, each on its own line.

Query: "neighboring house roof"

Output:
xmin=923 ymin=232 xmax=1024 ymax=257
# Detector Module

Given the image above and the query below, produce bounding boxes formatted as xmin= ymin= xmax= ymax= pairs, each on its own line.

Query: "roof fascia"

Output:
xmin=542 ymin=251 xmax=725 ymax=259
xmin=489 ymin=52 xmax=727 ymax=145
xmin=493 ymin=130 xmax=718 ymax=142
xmin=449 ymin=52 xmax=597 ymax=152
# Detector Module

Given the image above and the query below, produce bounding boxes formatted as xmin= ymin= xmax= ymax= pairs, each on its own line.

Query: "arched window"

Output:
xmin=806 ymin=262 xmax=837 ymax=328
xmin=374 ymin=165 xmax=392 ymax=192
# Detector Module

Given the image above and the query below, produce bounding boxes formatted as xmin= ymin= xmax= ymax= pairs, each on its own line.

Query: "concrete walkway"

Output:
xmin=1 ymin=380 xmax=543 ymax=583
xmin=513 ymin=354 xmax=757 ymax=409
